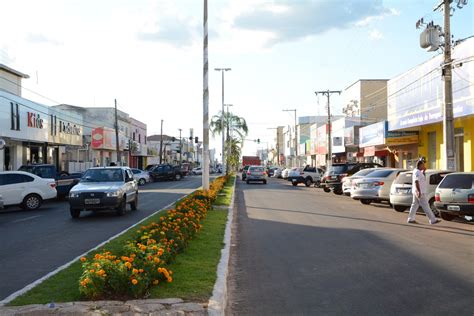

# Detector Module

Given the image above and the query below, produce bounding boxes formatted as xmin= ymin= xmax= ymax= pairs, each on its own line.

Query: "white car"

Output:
xmin=342 ymin=168 xmax=380 ymax=196
xmin=192 ymin=167 xmax=203 ymax=175
xmin=0 ymin=171 xmax=57 ymax=210
xmin=288 ymin=165 xmax=323 ymax=187
xmin=390 ymin=169 xmax=451 ymax=215
xmin=282 ymin=168 xmax=292 ymax=179
xmin=352 ymin=168 xmax=407 ymax=205
xmin=131 ymin=168 xmax=151 ymax=186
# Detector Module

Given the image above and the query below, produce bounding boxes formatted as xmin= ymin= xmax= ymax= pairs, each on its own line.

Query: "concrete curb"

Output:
xmin=0 ymin=197 xmax=185 ymax=306
xmin=208 ymin=176 xmax=237 ymax=316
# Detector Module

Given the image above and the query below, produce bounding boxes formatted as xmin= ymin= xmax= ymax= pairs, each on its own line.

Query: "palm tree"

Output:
xmin=210 ymin=111 xmax=248 ymax=173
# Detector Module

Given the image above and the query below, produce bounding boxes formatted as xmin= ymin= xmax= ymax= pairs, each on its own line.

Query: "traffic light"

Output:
xmin=171 ymin=137 xmax=176 ymax=142
xmin=195 ymin=137 xmax=199 ymax=143
xmin=257 ymin=138 xmax=260 ymax=144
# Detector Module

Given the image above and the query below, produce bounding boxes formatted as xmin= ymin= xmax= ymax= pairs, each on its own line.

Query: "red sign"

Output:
xmin=27 ymin=112 xmax=44 ymax=129
xmin=364 ymin=146 xmax=375 ymax=157
xmin=92 ymin=128 xmax=104 ymax=148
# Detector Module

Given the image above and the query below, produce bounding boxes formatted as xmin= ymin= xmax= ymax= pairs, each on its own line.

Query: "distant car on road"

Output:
xmin=241 ymin=165 xmax=251 ymax=181
xmin=246 ymin=166 xmax=267 ymax=184
xmin=390 ymin=169 xmax=451 ymax=215
xmin=149 ymin=164 xmax=183 ymax=181
xmin=192 ymin=167 xmax=203 ymax=175
xmin=68 ymin=167 xmax=138 ymax=218
xmin=434 ymin=172 xmax=474 ymax=221
xmin=287 ymin=165 xmax=323 ymax=187
xmin=0 ymin=171 xmax=57 ymax=210
xmin=131 ymin=168 xmax=151 ymax=186
xmin=282 ymin=168 xmax=291 ymax=179
xmin=351 ymin=168 xmax=407 ymax=205
xmin=273 ymin=168 xmax=283 ymax=178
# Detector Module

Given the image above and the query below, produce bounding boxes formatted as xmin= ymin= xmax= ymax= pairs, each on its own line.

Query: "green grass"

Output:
xmin=214 ymin=175 xmax=236 ymax=206
xmin=9 ymin=179 xmax=234 ymax=306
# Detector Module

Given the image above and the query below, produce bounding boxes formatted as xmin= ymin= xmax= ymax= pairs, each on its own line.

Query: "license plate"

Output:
xmin=397 ymin=188 xmax=410 ymax=194
xmin=359 ymin=183 xmax=370 ymax=188
xmin=84 ymin=198 xmax=100 ymax=204
xmin=331 ymin=176 xmax=337 ymax=179
xmin=292 ymin=179 xmax=297 ymax=183
xmin=447 ymin=205 xmax=460 ymax=211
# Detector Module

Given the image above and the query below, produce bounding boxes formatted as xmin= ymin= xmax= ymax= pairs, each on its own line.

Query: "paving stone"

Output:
xmin=130 ymin=303 xmax=165 ymax=313
xmin=150 ymin=310 xmax=185 ymax=316
xmin=143 ymin=298 xmax=184 ymax=305
xmin=170 ymin=303 xmax=205 ymax=313
xmin=100 ymin=304 xmax=131 ymax=314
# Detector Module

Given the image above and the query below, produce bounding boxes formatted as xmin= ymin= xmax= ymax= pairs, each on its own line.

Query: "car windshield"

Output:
xmin=250 ymin=167 xmax=264 ymax=172
xmin=327 ymin=165 xmax=350 ymax=174
xmin=366 ymin=170 xmax=395 ymax=178
xmin=81 ymin=169 xmax=123 ymax=182
xmin=393 ymin=172 xmax=412 ymax=184
xmin=438 ymin=174 xmax=473 ymax=189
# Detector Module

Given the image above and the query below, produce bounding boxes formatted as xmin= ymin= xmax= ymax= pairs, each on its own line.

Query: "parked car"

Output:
xmin=342 ymin=168 xmax=380 ymax=196
xmin=273 ymin=168 xmax=283 ymax=178
xmin=322 ymin=162 xmax=383 ymax=195
xmin=241 ymin=165 xmax=251 ymax=181
xmin=390 ymin=169 xmax=451 ymax=215
xmin=266 ymin=167 xmax=278 ymax=177
xmin=351 ymin=168 xmax=407 ymax=205
xmin=192 ymin=167 xmax=203 ymax=175
xmin=18 ymin=164 xmax=82 ymax=198
xmin=434 ymin=172 xmax=474 ymax=221
xmin=149 ymin=164 xmax=183 ymax=181
xmin=282 ymin=168 xmax=292 ymax=179
xmin=0 ymin=193 xmax=3 ymax=209
xmin=246 ymin=166 xmax=267 ymax=184
xmin=68 ymin=167 xmax=138 ymax=218
xmin=131 ymin=168 xmax=151 ymax=186
xmin=287 ymin=165 xmax=323 ymax=187
xmin=0 ymin=171 xmax=57 ymax=210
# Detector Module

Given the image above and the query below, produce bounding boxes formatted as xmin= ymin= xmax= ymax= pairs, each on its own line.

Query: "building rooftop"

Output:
xmin=0 ymin=64 xmax=29 ymax=79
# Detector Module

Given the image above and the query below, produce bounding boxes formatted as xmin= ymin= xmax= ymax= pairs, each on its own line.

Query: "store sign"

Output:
xmin=385 ymin=131 xmax=419 ymax=145
xmin=364 ymin=146 xmax=375 ymax=157
xmin=59 ymin=120 xmax=81 ymax=136
xmin=359 ymin=121 xmax=386 ymax=147
xmin=27 ymin=112 xmax=44 ymax=129
xmin=387 ymin=38 xmax=474 ymax=131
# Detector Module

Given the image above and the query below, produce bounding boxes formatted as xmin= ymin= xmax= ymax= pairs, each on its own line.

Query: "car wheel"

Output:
xmin=246 ymin=180 xmax=250 ymax=184
xmin=305 ymin=178 xmax=312 ymax=187
xmin=263 ymin=180 xmax=267 ymax=184
xmin=323 ymin=187 xmax=331 ymax=193
xmin=131 ymin=193 xmax=138 ymax=211
xmin=361 ymin=199 xmax=372 ymax=205
xmin=175 ymin=174 xmax=182 ymax=181
xmin=22 ymin=194 xmax=42 ymax=210
xmin=393 ymin=205 xmax=408 ymax=212
xmin=440 ymin=212 xmax=455 ymax=221
xmin=428 ymin=198 xmax=439 ymax=217
xmin=138 ymin=178 xmax=146 ymax=186
xmin=314 ymin=180 xmax=321 ymax=188
xmin=70 ymin=208 xmax=81 ymax=218
xmin=116 ymin=198 xmax=126 ymax=216
xmin=333 ymin=189 xmax=343 ymax=195
xmin=292 ymin=182 xmax=298 ymax=186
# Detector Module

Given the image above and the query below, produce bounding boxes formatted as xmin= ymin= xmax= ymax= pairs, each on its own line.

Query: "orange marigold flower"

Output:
xmin=153 ymin=280 xmax=159 ymax=285
xmin=131 ymin=279 xmax=138 ymax=285
xmin=125 ymin=262 xmax=132 ymax=269
xmin=132 ymin=268 xmax=139 ymax=274
xmin=80 ymin=257 xmax=87 ymax=262
xmin=167 ymin=277 xmax=173 ymax=283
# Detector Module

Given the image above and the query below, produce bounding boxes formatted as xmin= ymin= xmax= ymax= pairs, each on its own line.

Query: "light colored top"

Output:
xmin=412 ymin=168 xmax=427 ymax=194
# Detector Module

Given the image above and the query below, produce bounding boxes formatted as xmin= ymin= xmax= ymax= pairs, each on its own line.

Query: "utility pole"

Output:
xmin=441 ymin=0 xmax=456 ymax=171
xmin=114 ymin=99 xmax=121 ymax=165
xmin=315 ymin=90 xmax=341 ymax=168
xmin=178 ymin=128 xmax=182 ymax=167
xmin=225 ymin=104 xmax=233 ymax=174
xmin=267 ymin=127 xmax=280 ymax=165
xmin=215 ymin=67 xmax=231 ymax=173
xmin=283 ymin=109 xmax=297 ymax=167
xmin=159 ymin=119 xmax=164 ymax=164
xmin=202 ymin=0 xmax=210 ymax=189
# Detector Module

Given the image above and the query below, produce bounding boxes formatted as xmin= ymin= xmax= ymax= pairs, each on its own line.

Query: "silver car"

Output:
xmin=131 ymin=168 xmax=151 ymax=185
xmin=352 ymin=168 xmax=407 ymax=205
xmin=434 ymin=172 xmax=474 ymax=221
xmin=390 ymin=169 xmax=451 ymax=215
xmin=69 ymin=167 xmax=138 ymax=218
xmin=246 ymin=166 xmax=267 ymax=184
xmin=342 ymin=168 xmax=380 ymax=196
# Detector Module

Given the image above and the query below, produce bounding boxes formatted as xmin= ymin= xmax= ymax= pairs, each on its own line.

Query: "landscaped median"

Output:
xmin=6 ymin=175 xmax=236 ymax=308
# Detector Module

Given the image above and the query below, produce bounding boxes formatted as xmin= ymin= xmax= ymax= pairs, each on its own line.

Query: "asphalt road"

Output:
xmin=0 ymin=175 xmax=206 ymax=301
xmin=227 ymin=177 xmax=474 ymax=315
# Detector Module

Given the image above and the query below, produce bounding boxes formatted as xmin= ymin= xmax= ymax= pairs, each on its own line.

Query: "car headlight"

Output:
xmin=107 ymin=190 xmax=121 ymax=197
xmin=70 ymin=192 xmax=80 ymax=198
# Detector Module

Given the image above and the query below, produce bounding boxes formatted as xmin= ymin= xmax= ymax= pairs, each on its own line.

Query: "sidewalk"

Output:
xmin=0 ymin=298 xmax=207 ymax=315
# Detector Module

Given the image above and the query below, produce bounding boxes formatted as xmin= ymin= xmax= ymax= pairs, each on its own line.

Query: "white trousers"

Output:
xmin=408 ymin=194 xmax=437 ymax=224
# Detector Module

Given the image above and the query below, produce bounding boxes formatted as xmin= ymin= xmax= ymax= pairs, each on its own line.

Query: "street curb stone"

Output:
xmin=207 ymin=176 xmax=237 ymax=316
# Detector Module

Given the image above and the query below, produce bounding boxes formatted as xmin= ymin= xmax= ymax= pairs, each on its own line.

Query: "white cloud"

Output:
xmin=369 ymin=30 xmax=384 ymax=40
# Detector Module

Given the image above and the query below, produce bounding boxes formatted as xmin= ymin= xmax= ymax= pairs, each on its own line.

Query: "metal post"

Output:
xmin=283 ymin=109 xmax=297 ymax=167
xmin=159 ymin=119 xmax=163 ymax=164
xmin=178 ymin=128 xmax=182 ymax=167
xmin=443 ymin=0 xmax=456 ymax=171
xmin=202 ymin=0 xmax=210 ymax=190
xmin=114 ymin=99 xmax=120 ymax=165
xmin=215 ymin=67 xmax=231 ymax=173
xmin=315 ymin=90 xmax=341 ymax=169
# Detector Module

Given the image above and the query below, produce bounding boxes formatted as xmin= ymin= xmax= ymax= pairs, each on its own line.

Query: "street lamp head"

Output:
xmin=215 ymin=68 xmax=231 ymax=71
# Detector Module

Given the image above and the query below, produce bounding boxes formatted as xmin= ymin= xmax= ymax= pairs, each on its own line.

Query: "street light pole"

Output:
xmin=202 ymin=0 xmax=210 ymax=189
xmin=315 ymin=90 xmax=341 ymax=169
xmin=178 ymin=128 xmax=182 ymax=168
xmin=215 ymin=67 xmax=231 ymax=173
xmin=225 ymin=104 xmax=233 ymax=174
xmin=283 ymin=109 xmax=297 ymax=167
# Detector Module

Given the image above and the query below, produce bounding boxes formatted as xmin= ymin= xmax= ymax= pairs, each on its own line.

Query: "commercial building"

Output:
xmin=387 ymin=37 xmax=473 ymax=171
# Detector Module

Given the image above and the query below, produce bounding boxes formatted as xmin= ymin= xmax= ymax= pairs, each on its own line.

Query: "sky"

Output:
xmin=0 ymin=0 xmax=472 ymax=159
